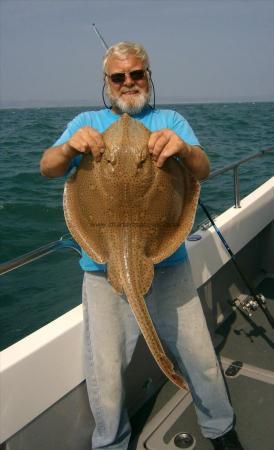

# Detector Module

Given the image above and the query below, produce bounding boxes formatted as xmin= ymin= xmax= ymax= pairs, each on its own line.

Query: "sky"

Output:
xmin=0 ymin=0 xmax=273 ymax=107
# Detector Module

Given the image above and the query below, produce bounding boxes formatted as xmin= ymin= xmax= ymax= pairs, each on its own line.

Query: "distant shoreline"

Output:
xmin=0 ymin=99 xmax=273 ymax=110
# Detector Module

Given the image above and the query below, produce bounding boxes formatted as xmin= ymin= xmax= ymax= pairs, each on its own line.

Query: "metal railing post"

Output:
xmin=201 ymin=146 xmax=274 ymax=209
xmin=233 ymin=167 xmax=241 ymax=208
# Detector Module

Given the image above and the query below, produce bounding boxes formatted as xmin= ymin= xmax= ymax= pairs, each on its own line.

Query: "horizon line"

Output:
xmin=1 ymin=98 xmax=273 ymax=110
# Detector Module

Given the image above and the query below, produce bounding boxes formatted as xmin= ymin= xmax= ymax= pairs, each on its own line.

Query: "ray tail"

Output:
xmin=110 ymin=230 xmax=188 ymax=390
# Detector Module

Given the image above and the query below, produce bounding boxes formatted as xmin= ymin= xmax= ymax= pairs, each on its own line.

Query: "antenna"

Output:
xmin=92 ymin=23 xmax=109 ymax=50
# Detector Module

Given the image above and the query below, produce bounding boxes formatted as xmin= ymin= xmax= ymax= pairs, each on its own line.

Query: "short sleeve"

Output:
xmin=53 ymin=114 xmax=86 ymax=172
xmin=53 ymin=113 xmax=86 ymax=147
xmin=171 ymin=111 xmax=200 ymax=147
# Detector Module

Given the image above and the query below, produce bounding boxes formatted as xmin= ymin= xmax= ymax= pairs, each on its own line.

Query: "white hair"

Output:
xmin=103 ymin=41 xmax=150 ymax=73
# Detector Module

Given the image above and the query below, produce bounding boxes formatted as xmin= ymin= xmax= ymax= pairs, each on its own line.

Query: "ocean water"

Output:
xmin=0 ymin=102 xmax=273 ymax=350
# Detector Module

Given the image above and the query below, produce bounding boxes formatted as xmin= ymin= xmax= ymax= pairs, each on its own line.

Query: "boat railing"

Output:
xmin=203 ymin=145 xmax=274 ymax=208
xmin=0 ymin=235 xmax=81 ymax=276
xmin=0 ymin=146 xmax=273 ymax=277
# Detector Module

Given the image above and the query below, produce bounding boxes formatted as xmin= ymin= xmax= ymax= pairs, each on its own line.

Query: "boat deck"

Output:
xmin=129 ymin=276 xmax=274 ymax=450
xmin=2 ymin=213 xmax=273 ymax=450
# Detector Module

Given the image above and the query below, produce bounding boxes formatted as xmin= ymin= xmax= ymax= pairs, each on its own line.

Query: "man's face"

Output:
xmin=105 ymin=54 xmax=150 ymax=115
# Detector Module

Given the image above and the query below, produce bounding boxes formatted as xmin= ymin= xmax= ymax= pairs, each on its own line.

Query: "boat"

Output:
xmin=0 ymin=148 xmax=273 ymax=450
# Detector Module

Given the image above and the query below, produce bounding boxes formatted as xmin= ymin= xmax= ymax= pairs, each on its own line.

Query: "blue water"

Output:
xmin=0 ymin=102 xmax=273 ymax=350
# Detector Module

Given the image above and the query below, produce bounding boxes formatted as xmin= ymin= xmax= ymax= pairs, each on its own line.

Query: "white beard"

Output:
xmin=106 ymin=84 xmax=151 ymax=115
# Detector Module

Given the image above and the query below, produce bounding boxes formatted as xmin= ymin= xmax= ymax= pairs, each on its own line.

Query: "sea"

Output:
xmin=0 ymin=102 xmax=273 ymax=350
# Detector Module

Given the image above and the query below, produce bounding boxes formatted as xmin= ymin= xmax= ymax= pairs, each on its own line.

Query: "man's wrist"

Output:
xmin=180 ymin=143 xmax=192 ymax=160
xmin=61 ymin=142 xmax=78 ymax=159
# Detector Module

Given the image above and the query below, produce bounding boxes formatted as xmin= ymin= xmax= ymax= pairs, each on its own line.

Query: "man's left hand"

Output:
xmin=148 ymin=129 xmax=190 ymax=168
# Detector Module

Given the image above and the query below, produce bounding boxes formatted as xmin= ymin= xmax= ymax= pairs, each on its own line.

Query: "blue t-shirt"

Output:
xmin=54 ymin=107 xmax=200 ymax=271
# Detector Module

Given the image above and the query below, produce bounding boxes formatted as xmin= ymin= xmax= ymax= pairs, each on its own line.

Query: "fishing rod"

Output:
xmin=92 ymin=23 xmax=109 ymax=50
xmin=199 ymin=199 xmax=274 ymax=329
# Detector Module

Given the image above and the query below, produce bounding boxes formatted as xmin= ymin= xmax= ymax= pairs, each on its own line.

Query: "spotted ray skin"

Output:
xmin=63 ymin=114 xmax=200 ymax=389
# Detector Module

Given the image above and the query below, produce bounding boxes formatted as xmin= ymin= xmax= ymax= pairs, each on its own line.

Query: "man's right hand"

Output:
xmin=40 ymin=126 xmax=105 ymax=178
xmin=63 ymin=126 xmax=105 ymax=162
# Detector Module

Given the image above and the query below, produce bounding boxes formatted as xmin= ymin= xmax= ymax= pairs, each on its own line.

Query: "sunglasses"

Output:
xmin=105 ymin=69 xmax=148 ymax=84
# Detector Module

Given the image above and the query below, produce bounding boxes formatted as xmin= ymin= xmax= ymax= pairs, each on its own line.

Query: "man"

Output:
xmin=40 ymin=42 xmax=243 ymax=450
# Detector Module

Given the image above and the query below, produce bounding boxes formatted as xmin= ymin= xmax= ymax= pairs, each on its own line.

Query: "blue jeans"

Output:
xmin=82 ymin=260 xmax=234 ymax=449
